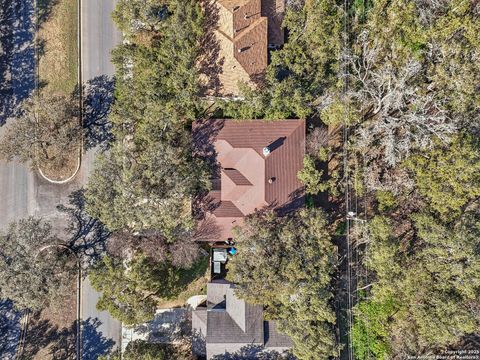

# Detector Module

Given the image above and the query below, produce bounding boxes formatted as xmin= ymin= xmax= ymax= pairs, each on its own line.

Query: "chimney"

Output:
xmin=263 ymin=146 xmax=271 ymax=156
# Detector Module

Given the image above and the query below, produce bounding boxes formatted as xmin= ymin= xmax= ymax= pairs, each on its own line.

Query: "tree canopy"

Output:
xmin=404 ymin=135 xmax=480 ymax=220
xmin=338 ymin=0 xmax=480 ymax=358
xmin=89 ymin=255 xmax=179 ymax=325
xmin=220 ymin=0 xmax=342 ymax=119
xmin=0 ymin=94 xmax=80 ymax=171
xmin=86 ymin=0 xmax=209 ymax=239
xmin=0 ymin=218 xmax=75 ymax=311
xmin=228 ymin=209 xmax=338 ymax=360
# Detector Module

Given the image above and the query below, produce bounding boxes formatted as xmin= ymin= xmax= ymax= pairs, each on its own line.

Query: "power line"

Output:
xmin=342 ymin=0 xmax=354 ymax=359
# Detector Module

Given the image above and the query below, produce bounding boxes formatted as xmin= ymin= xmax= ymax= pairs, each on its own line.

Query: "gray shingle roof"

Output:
xmin=264 ymin=320 xmax=293 ymax=348
xmin=196 ymin=280 xmax=293 ymax=359
xmin=207 ymin=281 xmax=230 ymax=308
xmin=206 ymin=304 xmax=264 ymax=344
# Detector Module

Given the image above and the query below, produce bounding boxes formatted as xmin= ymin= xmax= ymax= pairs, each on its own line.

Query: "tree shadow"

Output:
xmin=57 ymin=189 xmax=111 ymax=270
xmin=275 ymin=187 xmax=305 ymax=216
xmin=0 ymin=0 xmax=60 ymax=125
xmin=192 ymin=328 xmax=206 ymax=358
xmin=0 ymin=0 xmax=35 ymax=125
xmin=198 ymin=0 xmax=224 ymax=96
xmin=81 ymin=317 xmax=115 ymax=359
xmin=37 ymin=0 xmax=60 ymax=25
xmin=131 ymin=309 xmax=189 ymax=343
xmin=0 ymin=300 xmax=21 ymax=358
xmin=82 ymin=75 xmax=116 ymax=151
xmin=192 ymin=118 xmax=225 ymax=178
xmin=49 ymin=321 xmax=76 ymax=360
xmin=21 ymin=311 xmax=77 ymax=360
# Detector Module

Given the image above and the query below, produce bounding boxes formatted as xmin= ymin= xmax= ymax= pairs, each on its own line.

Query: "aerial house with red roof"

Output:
xmin=193 ymin=119 xmax=305 ymax=243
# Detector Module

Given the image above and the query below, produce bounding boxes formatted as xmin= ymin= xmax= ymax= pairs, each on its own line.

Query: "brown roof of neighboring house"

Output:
xmin=193 ymin=119 xmax=305 ymax=241
xmin=200 ymin=0 xmax=285 ymax=96
xmin=232 ymin=17 xmax=268 ymax=77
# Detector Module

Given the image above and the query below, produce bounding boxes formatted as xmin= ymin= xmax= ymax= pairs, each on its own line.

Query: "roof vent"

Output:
xmin=233 ymin=6 xmax=240 ymax=11
xmin=268 ymin=177 xmax=276 ymax=184
xmin=263 ymin=146 xmax=271 ymax=156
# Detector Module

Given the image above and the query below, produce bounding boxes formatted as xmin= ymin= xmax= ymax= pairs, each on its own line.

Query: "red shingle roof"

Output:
xmin=193 ymin=119 xmax=305 ymax=241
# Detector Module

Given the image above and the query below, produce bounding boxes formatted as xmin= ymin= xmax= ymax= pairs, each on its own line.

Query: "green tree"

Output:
xmin=297 ymin=155 xmax=338 ymax=196
xmin=404 ymin=135 xmax=480 ymax=220
xmin=427 ymin=0 xmax=480 ymax=114
xmin=221 ymin=0 xmax=342 ymax=119
xmin=0 ymin=218 xmax=74 ymax=311
xmin=375 ymin=190 xmax=397 ymax=213
xmin=363 ymin=211 xmax=480 ymax=355
xmin=404 ymin=212 xmax=480 ymax=348
xmin=89 ymin=255 xmax=185 ymax=325
xmin=87 ymin=0 xmax=209 ymax=239
xmin=99 ymin=341 xmax=191 ymax=360
xmin=228 ymin=209 xmax=338 ymax=360
xmin=89 ymin=253 xmax=208 ymax=325
xmin=352 ymin=297 xmax=397 ymax=360
xmin=85 ymin=141 xmax=208 ymax=239
xmin=112 ymin=0 xmax=169 ymax=35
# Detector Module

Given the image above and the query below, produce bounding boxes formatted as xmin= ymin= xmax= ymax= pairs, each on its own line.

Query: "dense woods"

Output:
xmin=81 ymin=0 xmax=479 ymax=359
xmin=344 ymin=0 xmax=480 ymax=358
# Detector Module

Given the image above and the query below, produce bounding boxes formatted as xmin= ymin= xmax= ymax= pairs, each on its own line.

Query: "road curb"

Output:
xmin=37 ymin=151 xmax=82 ymax=184
xmin=34 ymin=0 xmax=84 ymax=186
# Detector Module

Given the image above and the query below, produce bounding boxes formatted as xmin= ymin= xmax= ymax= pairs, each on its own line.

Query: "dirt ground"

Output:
xmin=21 ymin=278 xmax=77 ymax=360
xmin=39 ymin=144 xmax=80 ymax=182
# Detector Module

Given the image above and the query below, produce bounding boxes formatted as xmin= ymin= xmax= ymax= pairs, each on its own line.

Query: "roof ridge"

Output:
xmin=234 ymin=16 xmax=267 ymax=42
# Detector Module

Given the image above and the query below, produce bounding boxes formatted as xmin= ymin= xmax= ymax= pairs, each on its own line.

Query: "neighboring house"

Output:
xmin=193 ymin=119 xmax=305 ymax=243
xmin=200 ymin=0 xmax=285 ymax=96
xmin=192 ymin=280 xmax=293 ymax=359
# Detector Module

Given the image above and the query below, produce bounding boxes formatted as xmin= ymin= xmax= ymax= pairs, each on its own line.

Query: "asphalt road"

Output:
xmin=0 ymin=0 xmax=122 ymax=356
xmin=80 ymin=0 xmax=122 ymax=356
xmin=0 ymin=0 xmax=36 ymax=230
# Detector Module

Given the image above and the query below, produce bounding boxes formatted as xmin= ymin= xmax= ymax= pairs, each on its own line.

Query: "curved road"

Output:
xmin=0 ymin=0 xmax=122 ymax=357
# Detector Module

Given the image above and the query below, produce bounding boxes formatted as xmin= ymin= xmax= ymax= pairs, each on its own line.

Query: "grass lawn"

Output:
xmin=36 ymin=0 xmax=80 ymax=181
xmin=38 ymin=0 xmax=78 ymax=96
xmin=156 ymin=255 xmax=210 ymax=309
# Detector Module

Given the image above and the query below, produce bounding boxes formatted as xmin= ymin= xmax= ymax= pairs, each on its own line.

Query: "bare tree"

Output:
xmin=0 ymin=94 xmax=81 ymax=170
xmin=346 ymin=31 xmax=459 ymax=192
